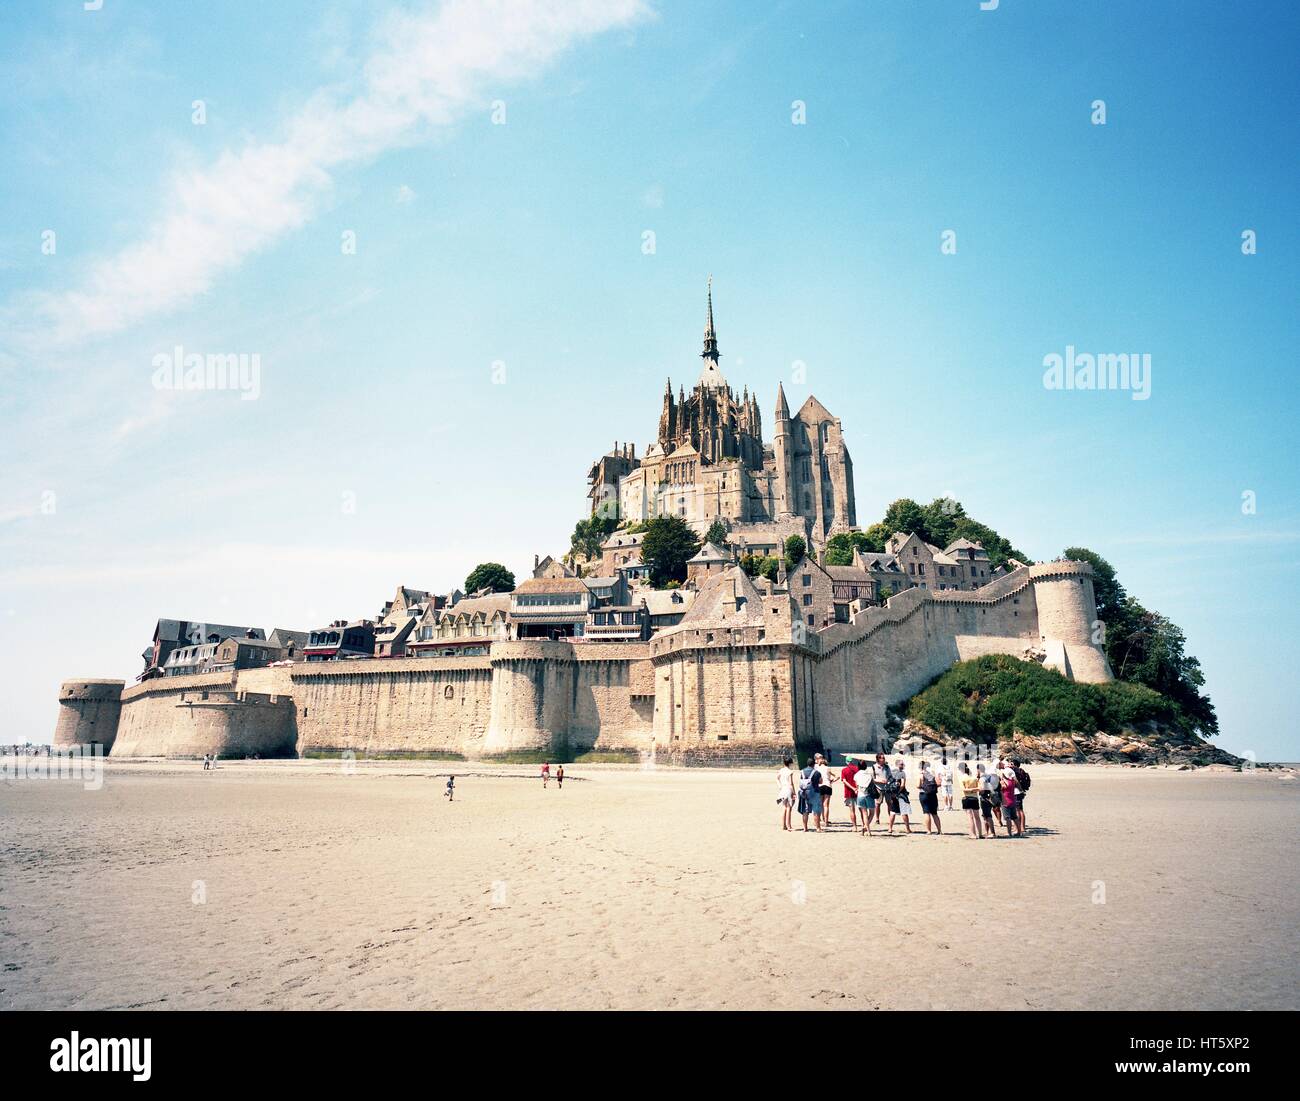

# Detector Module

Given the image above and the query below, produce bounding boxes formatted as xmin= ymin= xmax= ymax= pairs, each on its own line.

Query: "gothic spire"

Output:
xmin=701 ymin=275 xmax=721 ymax=364
xmin=697 ymin=275 xmax=726 ymax=390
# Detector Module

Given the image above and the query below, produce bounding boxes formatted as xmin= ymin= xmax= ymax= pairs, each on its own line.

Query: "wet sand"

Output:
xmin=1 ymin=760 xmax=1296 ymax=1010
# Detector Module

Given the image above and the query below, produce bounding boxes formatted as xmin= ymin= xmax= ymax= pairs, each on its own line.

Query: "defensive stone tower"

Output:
xmin=1028 ymin=560 xmax=1114 ymax=683
xmin=53 ymin=679 xmax=125 ymax=752
xmin=482 ymin=641 xmax=578 ymax=758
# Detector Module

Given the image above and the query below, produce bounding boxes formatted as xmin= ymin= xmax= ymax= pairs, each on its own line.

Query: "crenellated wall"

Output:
xmin=815 ymin=562 xmax=1108 ymax=753
xmin=56 ymin=563 xmax=1110 ymax=764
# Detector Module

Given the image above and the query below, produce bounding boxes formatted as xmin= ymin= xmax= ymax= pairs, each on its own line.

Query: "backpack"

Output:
xmin=798 ymin=769 xmax=813 ymax=792
xmin=1015 ymin=767 xmax=1031 ymax=791
xmin=920 ymin=773 xmax=938 ymax=796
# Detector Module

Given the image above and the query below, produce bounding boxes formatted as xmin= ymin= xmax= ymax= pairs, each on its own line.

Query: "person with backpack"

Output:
xmin=1011 ymin=758 xmax=1031 ymax=831
xmin=886 ymin=758 xmax=914 ymax=835
xmin=798 ymin=758 xmax=824 ymax=832
xmin=918 ymin=759 xmax=942 ymax=834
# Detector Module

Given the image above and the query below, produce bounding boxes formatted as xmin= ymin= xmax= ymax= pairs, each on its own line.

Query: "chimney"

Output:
xmin=534 ymin=554 xmax=539 ymax=568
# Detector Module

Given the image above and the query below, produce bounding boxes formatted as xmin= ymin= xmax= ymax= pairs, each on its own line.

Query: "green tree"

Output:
xmin=464 ymin=562 xmax=515 ymax=594
xmin=824 ymin=530 xmax=884 ymax=566
xmin=641 ymin=516 xmax=701 ymax=588
xmin=704 ymin=519 xmax=729 ymax=547
xmin=882 ymin=498 xmax=927 ymax=539
xmin=783 ymin=534 xmax=806 ymax=571
xmin=740 ymin=553 xmax=780 ymax=582
xmin=570 ymin=514 xmax=618 ymax=562
xmin=921 ymin=496 xmax=967 ymax=549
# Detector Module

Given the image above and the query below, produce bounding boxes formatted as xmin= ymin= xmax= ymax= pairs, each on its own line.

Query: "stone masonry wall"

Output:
xmin=292 ymin=658 xmax=494 ymax=758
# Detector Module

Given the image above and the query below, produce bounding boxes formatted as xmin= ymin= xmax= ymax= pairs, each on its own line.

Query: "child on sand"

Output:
xmin=444 ymin=775 xmax=455 ymax=801
xmin=556 ymin=765 xmax=564 ymax=789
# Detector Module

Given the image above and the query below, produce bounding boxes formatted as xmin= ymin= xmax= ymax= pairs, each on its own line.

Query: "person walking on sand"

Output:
xmin=777 ymin=756 xmax=796 ymax=831
xmin=813 ymin=752 xmax=836 ymax=826
xmin=959 ymin=763 xmax=984 ymax=838
xmin=840 ymin=755 xmax=861 ymax=831
xmin=556 ymin=764 xmax=565 ymax=790
xmin=918 ymin=759 xmax=942 ymax=835
xmin=541 ymin=761 xmax=551 ymax=788
xmin=940 ymin=753 xmax=955 ymax=811
xmin=977 ymin=763 xmax=996 ymax=837
xmin=444 ymin=774 xmax=456 ymax=802
xmin=886 ymin=759 xmax=913 ymax=834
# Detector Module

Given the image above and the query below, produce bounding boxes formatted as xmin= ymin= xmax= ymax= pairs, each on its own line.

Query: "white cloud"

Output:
xmin=395 ymin=183 xmax=417 ymax=204
xmin=3 ymin=0 xmax=650 ymax=353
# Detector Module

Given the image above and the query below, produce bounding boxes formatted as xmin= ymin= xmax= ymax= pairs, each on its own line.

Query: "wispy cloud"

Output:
xmin=2 ymin=0 xmax=650 ymax=354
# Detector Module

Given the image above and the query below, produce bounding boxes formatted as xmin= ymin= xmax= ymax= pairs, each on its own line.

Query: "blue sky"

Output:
xmin=1 ymin=0 xmax=1296 ymax=759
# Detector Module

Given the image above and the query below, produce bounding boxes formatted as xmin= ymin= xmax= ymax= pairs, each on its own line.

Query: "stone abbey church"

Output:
xmin=586 ymin=281 xmax=856 ymax=547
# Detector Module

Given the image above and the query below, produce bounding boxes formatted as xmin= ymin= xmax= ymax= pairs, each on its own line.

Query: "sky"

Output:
xmin=1 ymin=0 xmax=1296 ymax=760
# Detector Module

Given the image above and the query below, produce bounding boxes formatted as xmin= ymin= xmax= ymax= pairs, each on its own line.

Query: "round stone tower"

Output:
xmin=53 ymin=679 xmax=125 ymax=753
xmin=1028 ymin=562 xmax=1113 ymax=683
xmin=482 ymin=641 xmax=577 ymax=758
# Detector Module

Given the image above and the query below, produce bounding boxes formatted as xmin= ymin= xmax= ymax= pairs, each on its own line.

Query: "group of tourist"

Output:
xmin=776 ymin=751 xmax=1030 ymax=838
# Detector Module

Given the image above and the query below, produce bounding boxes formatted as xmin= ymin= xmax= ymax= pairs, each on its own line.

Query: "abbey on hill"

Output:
xmin=54 ymin=284 xmax=1113 ymax=765
xmin=587 ymin=278 xmax=856 ymax=547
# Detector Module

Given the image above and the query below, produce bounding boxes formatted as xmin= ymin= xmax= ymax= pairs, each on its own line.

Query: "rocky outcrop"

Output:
xmin=890 ymin=718 xmax=1241 ymax=766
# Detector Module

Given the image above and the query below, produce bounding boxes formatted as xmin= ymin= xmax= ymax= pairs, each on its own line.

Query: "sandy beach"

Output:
xmin=1 ymin=760 xmax=1296 ymax=1011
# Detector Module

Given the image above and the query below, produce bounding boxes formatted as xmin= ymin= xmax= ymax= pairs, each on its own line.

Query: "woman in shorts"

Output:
xmin=959 ymin=762 xmax=983 ymax=838
xmin=976 ymin=763 xmax=997 ymax=837
xmin=813 ymin=753 xmax=835 ymax=827
xmin=856 ymin=761 xmax=877 ymax=836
